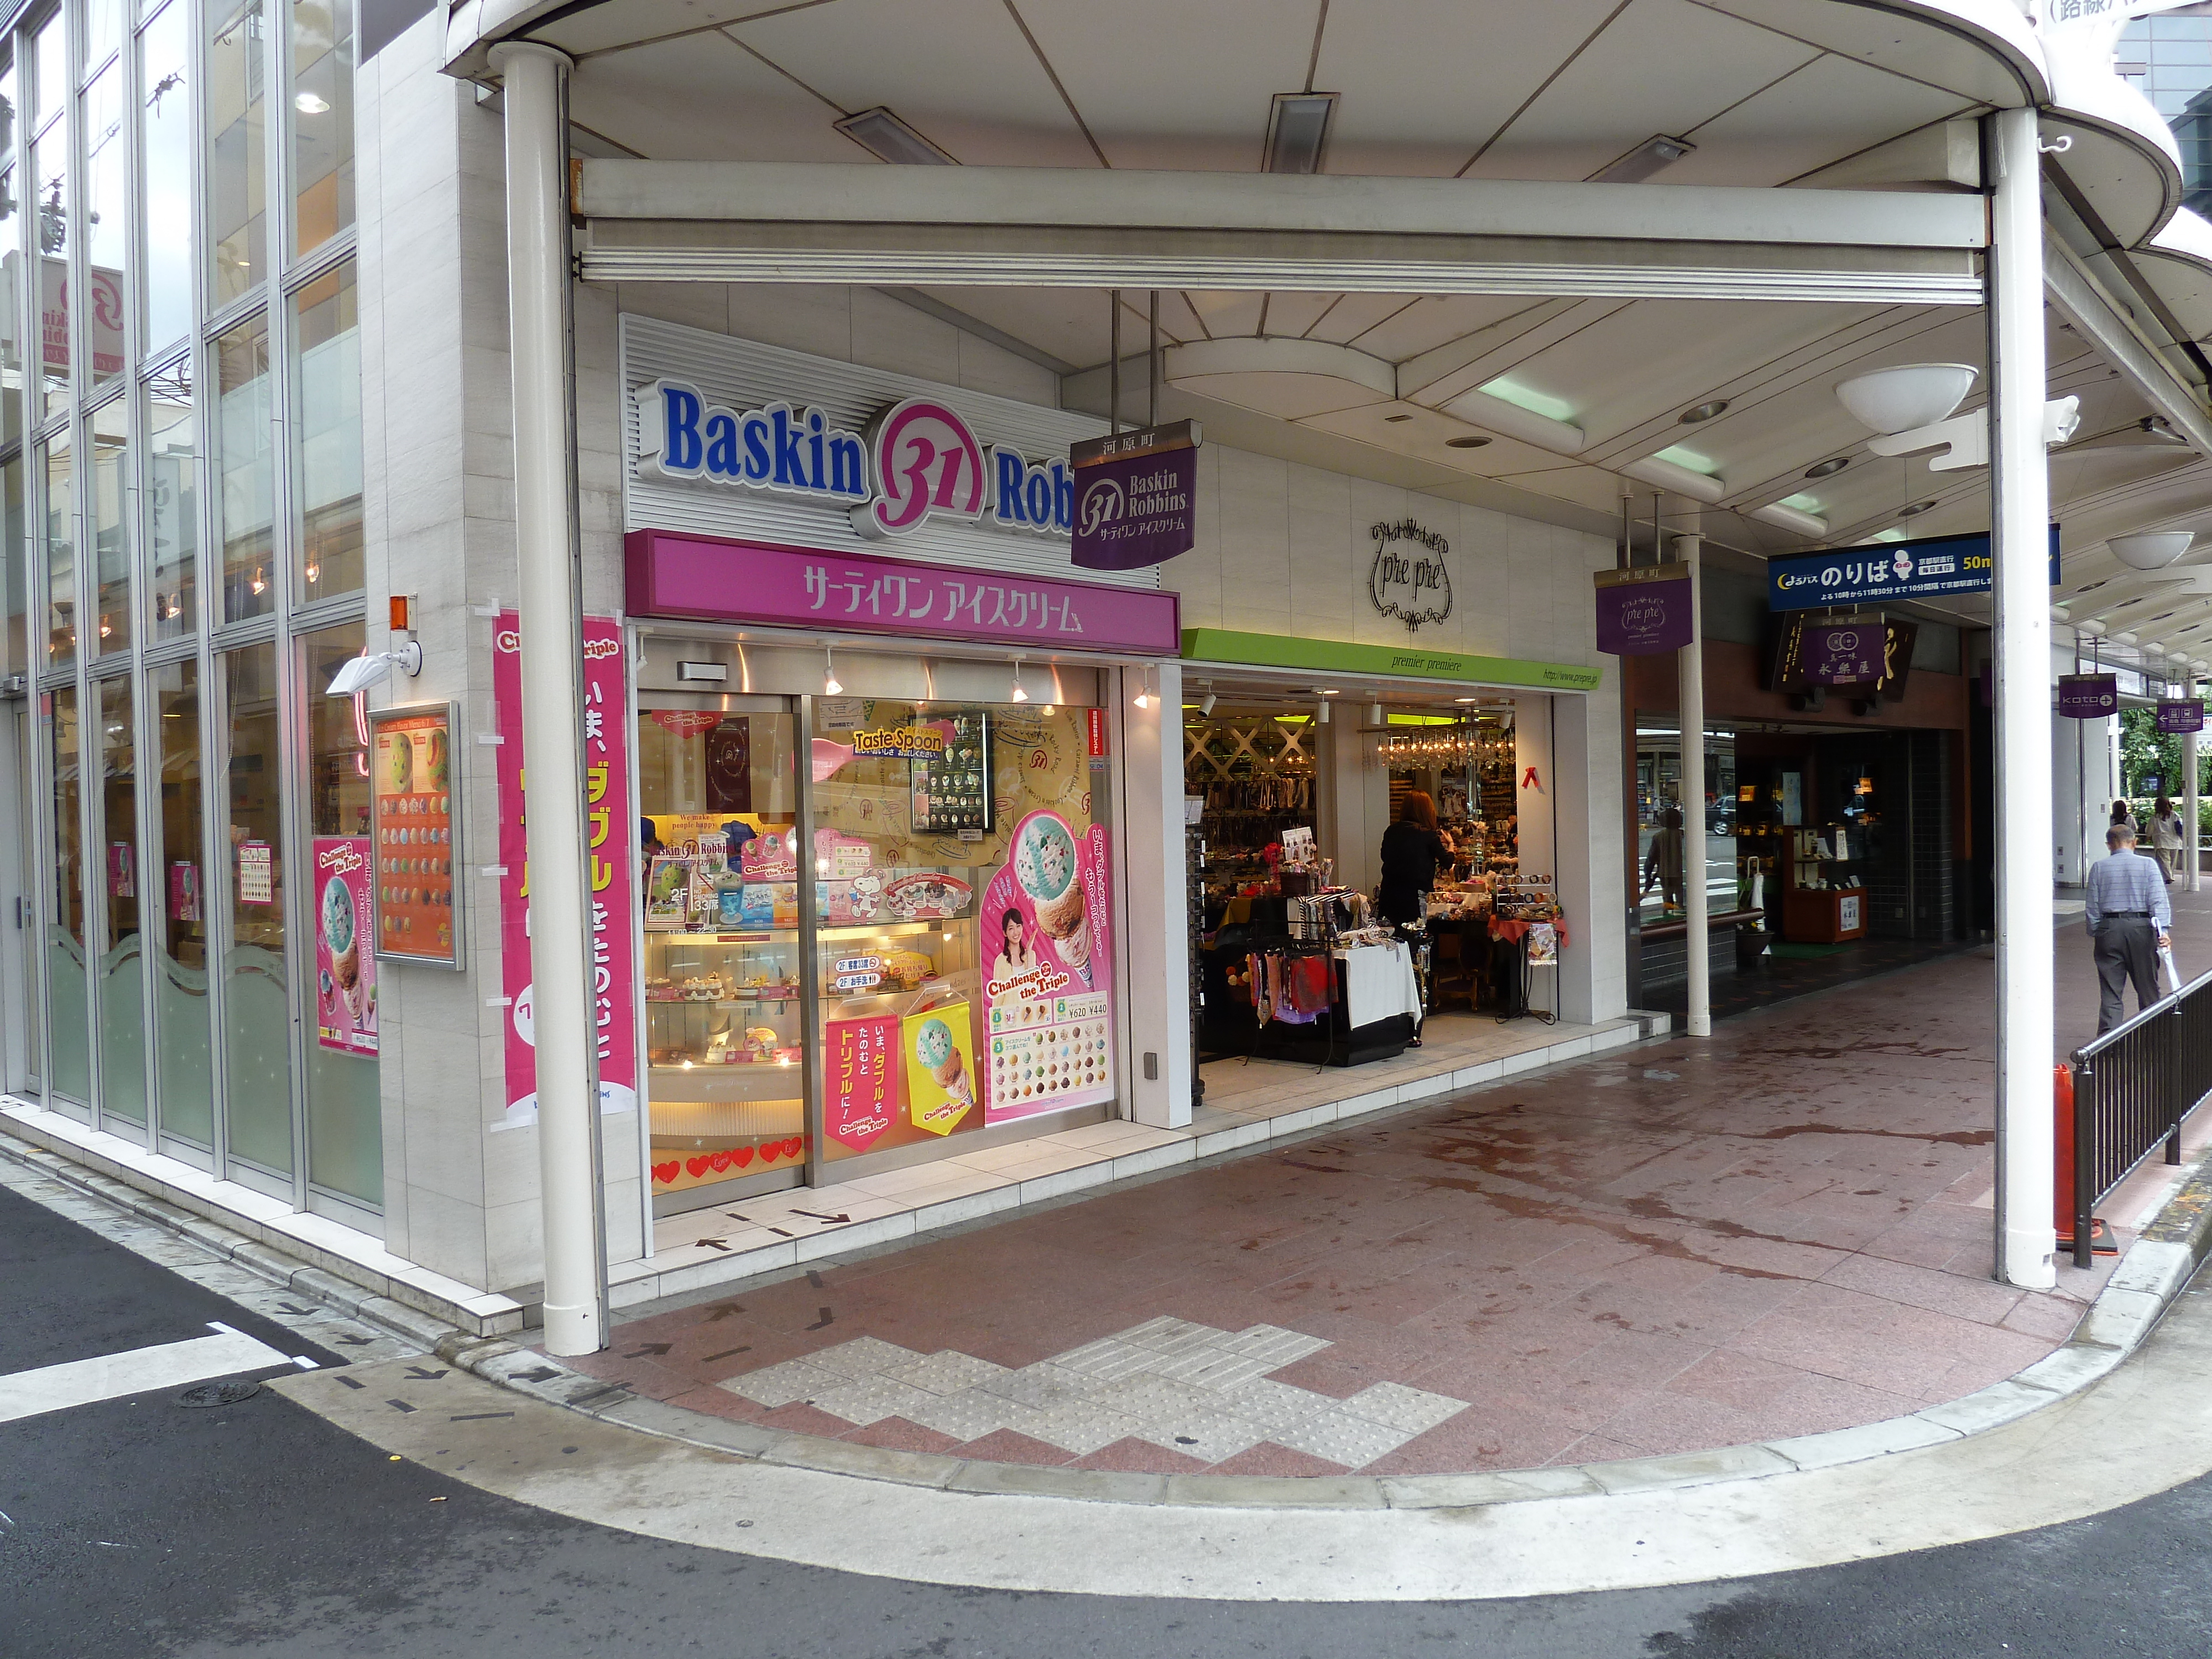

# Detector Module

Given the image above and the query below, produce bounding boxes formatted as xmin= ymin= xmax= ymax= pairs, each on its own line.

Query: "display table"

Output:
xmin=1335 ymin=941 xmax=1422 ymax=1029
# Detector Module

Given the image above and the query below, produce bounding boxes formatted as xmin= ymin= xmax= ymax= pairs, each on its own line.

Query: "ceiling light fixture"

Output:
xmin=1199 ymin=688 xmax=1217 ymax=716
xmin=822 ymin=646 xmax=842 ymax=697
xmin=2110 ymin=532 xmax=2195 ymax=570
xmin=1895 ymin=500 xmax=1938 ymax=519
xmin=1592 ymin=134 xmax=1695 ymax=185
xmin=1803 ymin=456 xmax=1849 ymax=479
xmin=1444 ymin=435 xmax=1491 ymax=449
xmin=1132 ymin=666 xmax=1153 ymax=711
xmin=1010 ymin=655 xmax=1029 ymax=702
xmin=834 ymin=106 xmax=958 ymax=166
xmin=1677 ymin=399 xmax=1728 ymax=424
xmin=1262 ymin=91 xmax=1339 ymax=175
xmin=1384 ymin=413 xmax=1412 ymax=423
xmin=1314 ymin=698 xmax=1331 ymax=726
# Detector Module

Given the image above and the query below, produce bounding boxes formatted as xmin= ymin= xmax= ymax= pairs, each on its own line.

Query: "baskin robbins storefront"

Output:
xmin=611 ymin=316 xmax=1178 ymax=1216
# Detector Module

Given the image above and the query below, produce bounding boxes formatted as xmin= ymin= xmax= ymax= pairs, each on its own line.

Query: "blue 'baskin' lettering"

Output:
xmin=639 ymin=380 xmax=869 ymax=502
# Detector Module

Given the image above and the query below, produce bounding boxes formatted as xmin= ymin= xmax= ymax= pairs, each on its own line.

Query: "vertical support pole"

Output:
xmin=1147 ymin=291 xmax=1161 ymax=427
xmin=1674 ymin=528 xmax=1709 ymax=1038
xmin=1121 ymin=662 xmax=1191 ymax=1128
xmin=492 ymin=42 xmax=607 ymax=1354
xmin=1109 ymin=289 xmax=1121 ymax=436
xmin=1987 ymin=105 xmax=2057 ymax=1291
xmin=2187 ymin=676 xmax=2200 ymax=893
xmin=1621 ymin=491 xmax=1642 ymax=1011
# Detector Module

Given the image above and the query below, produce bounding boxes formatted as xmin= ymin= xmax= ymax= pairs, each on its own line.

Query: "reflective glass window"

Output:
xmin=82 ymin=62 xmax=125 ymax=389
xmin=47 ymin=682 xmax=89 ymax=1103
xmin=32 ymin=13 xmax=64 ymax=133
xmin=31 ymin=121 xmax=67 ymax=415
xmin=2 ymin=453 xmax=22 ymax=676
xmin=97 ymin=673 xmax=145 ymax=1125
xmin=86 ymin=0 xmax=124 ymax=75
xmin=215 ymin=311 xmax=272 ymax=622
xmin=139 ymin=2 xmax=192 ymax=356
xmin=145 ymin=361 xmax=196 ymax=639
xmin=291 ymin=259 xmax=358 ymax=602
xmin=43 ymin=427 xmax=71 ymax=667
xmin=290 ymin=0 xmax=351 ymax=256
xmin=91 ymin=397 xmax=127 ymax=654
xmin=206 ymin=0 xmax=264 ymax=310
xmin=302 ymin=620 xmax=378 ymax=1206
xmin=151 ymin=658 xmax=212 ymax=1145
xmin=222 ymin=640 xmax=291 ymax=1175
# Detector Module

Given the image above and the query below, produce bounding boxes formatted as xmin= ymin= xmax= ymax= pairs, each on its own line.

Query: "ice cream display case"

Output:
xmin=641 ymin=930 xmax=809 ymax=1196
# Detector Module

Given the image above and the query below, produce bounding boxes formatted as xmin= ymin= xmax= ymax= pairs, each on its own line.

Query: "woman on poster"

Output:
xmin=989 ymin=905 xmax=1039 ymax=987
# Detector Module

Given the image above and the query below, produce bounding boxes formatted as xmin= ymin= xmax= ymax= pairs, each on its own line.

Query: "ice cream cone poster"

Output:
xmin=312 ymin=836 xmax=378 ymax=1056
xmin=827 ymin=1014 xmax=900 ymax=1152
xmin=902 ymin=1004 xmax=978 ymax=1136
xmin=982 ymin=808 xmax=1116 ymax=1124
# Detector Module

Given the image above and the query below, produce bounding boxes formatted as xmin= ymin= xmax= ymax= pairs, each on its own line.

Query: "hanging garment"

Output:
xmin=1286 ymin=954 xmax=1333 ymax=1016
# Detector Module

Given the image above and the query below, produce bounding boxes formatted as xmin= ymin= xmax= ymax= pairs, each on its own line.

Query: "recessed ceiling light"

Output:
xmin=1895 ymin=499 xmax=1938 ymax=519
xmin=1263 ymin=92 xmax=1338 ymax=175
xmin=1678 ymin=400 xmax=1728 ymax=424
xmin=1384 ymin=413 xmax=1412 ymax=423
xmin=1590 ymin=134 xmax=1696 ymax=185
xmin=1444 ymin=435 xmax=1491 ymax=449
xmin=1803 ymin=457 xmax=1849 ymax=478
xmin=834 ymin=106 xmax=958 ymax=166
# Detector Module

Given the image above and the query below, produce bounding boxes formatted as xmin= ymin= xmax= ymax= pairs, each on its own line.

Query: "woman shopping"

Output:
xmin=1379 ymin=791 xmax=1453 ymax=927
xmin=2154 ymin=795 xmax=2187 ymax=882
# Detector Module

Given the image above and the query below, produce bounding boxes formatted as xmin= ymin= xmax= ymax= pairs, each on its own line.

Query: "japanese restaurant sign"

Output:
xmin=2058 ymin=674 xmax=2119 ymax=718
xmin=493 ymin=613 xmax=639 ymax=1127
xmin=1070 ymin=420 xmax=1201 ymax=572
xmin=1593 ymin=564 xmax=1693 ymax=656
xmin=368 ymin=704 xmax=460 ymax=967
xmin=1802 ymin=623 xmax=1885 ymax=687
xmin=625 ymin=528 xmax=1182 ymax=655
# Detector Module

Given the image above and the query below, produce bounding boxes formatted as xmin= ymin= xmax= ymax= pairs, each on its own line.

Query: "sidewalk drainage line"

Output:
xmin=13 ymin=1114 xmax=2212 ymax=1512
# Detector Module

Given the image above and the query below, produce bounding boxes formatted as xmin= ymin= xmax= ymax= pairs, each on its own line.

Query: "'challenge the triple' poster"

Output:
xmin=980 ymin=809 xmax=1114 ymax=1124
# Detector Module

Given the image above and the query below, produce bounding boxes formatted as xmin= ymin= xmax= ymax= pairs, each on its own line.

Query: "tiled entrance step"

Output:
xmin=622 ymin=1014 xmax=1647 ymax=1307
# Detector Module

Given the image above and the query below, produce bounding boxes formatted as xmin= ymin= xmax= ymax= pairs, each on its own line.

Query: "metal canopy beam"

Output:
xmin=576 ymin=161 xmax=1986 ymax=304
xmin=2044 ymin=236 xmax=2212 ymax=456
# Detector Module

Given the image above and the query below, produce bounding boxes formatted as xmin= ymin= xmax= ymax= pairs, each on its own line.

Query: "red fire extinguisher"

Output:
xmin=2054 ymin=1064 xmax=2115 ymax=1254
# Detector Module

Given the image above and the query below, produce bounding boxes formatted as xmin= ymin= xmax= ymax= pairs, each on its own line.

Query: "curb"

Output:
xmin=18 ymin=1116 xmax=2212 ymax=1511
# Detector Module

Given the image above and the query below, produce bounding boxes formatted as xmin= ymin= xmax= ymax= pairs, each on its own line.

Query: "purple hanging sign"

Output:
xmin=1069 ymin=420 xmax=1200 ymax=571
xmin=2058 ymin=674 xmax=2119 ymax=718
xmin=1804 ymin=623 xmax=1885 ymax=686
xmin=1593 ymin=564 xmax=1693 ymax=656
xmin=2158 ymin=699 xmax=2205 ymax=734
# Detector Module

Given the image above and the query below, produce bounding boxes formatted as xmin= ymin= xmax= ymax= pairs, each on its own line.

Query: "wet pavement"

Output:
xmin=554 ymin=889 xmax=2212 ymax=1478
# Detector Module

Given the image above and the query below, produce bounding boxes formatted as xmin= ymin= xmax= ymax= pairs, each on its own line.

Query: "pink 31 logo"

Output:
xmin=855 ymin=398 xmax=987 ymax=538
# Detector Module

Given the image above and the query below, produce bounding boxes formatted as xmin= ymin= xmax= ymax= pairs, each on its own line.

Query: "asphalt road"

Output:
xmin=7 ymin=1176 xmax=2212 ymax=1658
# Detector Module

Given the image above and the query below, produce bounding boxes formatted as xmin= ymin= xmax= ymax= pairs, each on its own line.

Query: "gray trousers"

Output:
xmin=2095 ymin=916 xmax=2159 ymax=1035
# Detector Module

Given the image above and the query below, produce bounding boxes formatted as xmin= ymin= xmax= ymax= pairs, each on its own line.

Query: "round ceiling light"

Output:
xmin=1834 ymin=363 xmax=1978 ymax=437
xmin=2110 ymin=531 xmax=2196 ymax=570
xmin=1444 ymin=435 xmax=1491 ymax=449
xmin=1803 ymin=457 xmax=1849 ymax=479
xmin=1678 ymin=400 xmax=1729 ymax=424
xmin=1895 ymin=499 xmax=1938 ymax=519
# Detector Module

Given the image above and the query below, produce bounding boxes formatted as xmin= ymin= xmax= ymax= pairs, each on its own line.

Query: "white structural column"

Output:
xmin=1987 ymin=107 xmax=2057 ymax=1291
xmin=2190 ymin=677 xmax=2202 ymax=894
xmin=1121 ymin=661 xmax=1193 ymax=1129
xmin=494 ymin=42 xmax=607 ymax=1353
xmin=1674 ymin=533 xmax=1710 ymax=1038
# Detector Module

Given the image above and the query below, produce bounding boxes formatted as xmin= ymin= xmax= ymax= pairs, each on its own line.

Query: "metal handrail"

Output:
xmin=2068 ymin=965 xmax=2212 ymax=1267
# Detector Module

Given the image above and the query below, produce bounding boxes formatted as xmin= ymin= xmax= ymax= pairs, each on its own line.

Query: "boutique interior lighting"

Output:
xmin=823 ymin=646 xmax=842 ymax=697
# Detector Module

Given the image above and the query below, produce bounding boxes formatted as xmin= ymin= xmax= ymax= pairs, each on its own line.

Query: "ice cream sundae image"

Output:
xmin=914 ymin=1016 xmax=973 ymax=1109
xmin=322 ymin=873 xmax=361 ymax=1027
xmin=1014 ymin=813 xmax=1091 ymax=988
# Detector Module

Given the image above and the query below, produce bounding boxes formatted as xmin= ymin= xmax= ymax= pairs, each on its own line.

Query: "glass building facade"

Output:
xmin=2119 ymin=4 xmax=2212 ymax=216
xmin=4 ymin=0 xmax=372 ymax=1222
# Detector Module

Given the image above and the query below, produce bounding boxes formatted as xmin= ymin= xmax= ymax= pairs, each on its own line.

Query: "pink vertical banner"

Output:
xmin=981 ymin=809 xmax=1115 ymax=1125
xmin=826 ymin=1014 xmax=900 ymax=1152
xmin=493 ymin=613 xmax=639 ymax=1127
xmin=311 ymin=836 xmax=377 ymax=1056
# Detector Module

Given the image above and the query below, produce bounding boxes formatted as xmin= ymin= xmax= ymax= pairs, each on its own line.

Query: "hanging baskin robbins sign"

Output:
xmin=619 ymin=316 xmax=1154 ymax=591
xmin=1070 ymin=420 xmax=1201 ymax=571
xmin=1593 ymin=563 xmax=1693 ymax=655
xmin=1766 ymin=526 xmax=2061 ymax=612
xmin=2058 ymin=674 xmax=2119 ymax=718
xmin=1369 ymin=519 xmax=1453 ymax=631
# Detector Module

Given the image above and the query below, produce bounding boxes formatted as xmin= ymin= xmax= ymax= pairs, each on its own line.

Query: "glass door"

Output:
xmin=635 ymin=696 xmax=805 ymax=1214
xmin=14 ymin=704 xmax=41 ymax=1096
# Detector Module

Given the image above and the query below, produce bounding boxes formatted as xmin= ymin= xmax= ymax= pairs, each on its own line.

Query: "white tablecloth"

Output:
xmin=1335 ymin=942 xmax=1423 ymax=1029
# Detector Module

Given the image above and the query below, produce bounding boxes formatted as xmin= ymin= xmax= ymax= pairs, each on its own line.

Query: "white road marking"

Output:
xmin=0 ymin=1322 xmax=292 ymax=1424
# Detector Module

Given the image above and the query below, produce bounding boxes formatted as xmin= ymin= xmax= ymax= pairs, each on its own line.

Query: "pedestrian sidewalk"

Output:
xmin=555 ymin=898 xmax=2208 ymax=1481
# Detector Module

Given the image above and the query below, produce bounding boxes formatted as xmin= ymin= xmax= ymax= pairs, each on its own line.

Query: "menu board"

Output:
xmin=369 ymin=702 xmax=462 ymax=968
xmin=980 ymin=808 xmax=1115 ymax=1124
xmin=909 ymin=708 xmax=993 ymax=834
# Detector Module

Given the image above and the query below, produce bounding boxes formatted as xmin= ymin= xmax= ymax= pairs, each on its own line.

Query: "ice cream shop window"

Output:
xmin=812 ymin=698 xmax=1114 ymax=1166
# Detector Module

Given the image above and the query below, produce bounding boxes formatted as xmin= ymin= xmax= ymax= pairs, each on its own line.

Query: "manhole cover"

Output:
xmin=178 ymin=1379 xmax=261 ymax=1409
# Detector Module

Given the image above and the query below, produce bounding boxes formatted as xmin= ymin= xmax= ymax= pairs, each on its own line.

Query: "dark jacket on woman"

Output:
xmin=1379 ymin=821 xmax=1450 ymax=924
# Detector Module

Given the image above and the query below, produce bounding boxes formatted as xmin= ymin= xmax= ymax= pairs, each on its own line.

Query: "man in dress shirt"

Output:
xmin=2085 ymin=822 xmax=2173 ymax=1034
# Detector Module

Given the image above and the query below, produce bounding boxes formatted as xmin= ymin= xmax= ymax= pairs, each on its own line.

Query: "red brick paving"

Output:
xmin=551 ymin=892 xmax=2212 ymax=1477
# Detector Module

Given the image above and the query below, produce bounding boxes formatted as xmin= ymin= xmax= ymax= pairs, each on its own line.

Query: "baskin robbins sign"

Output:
xmin=638 ymin=380 xmax=1078 ymax=542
